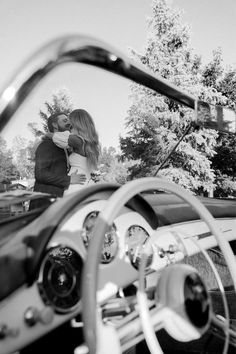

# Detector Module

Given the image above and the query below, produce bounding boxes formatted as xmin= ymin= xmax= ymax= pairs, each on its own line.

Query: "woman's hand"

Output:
xmin=41 ymin=132 xmax=53 ymax=140
xmin=45 ymin=132 xmax=53 ymax=139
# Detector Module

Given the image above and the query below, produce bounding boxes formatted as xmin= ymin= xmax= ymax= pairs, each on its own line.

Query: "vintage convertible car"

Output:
xmin=0 ymin=36 xmax=236 ymax=354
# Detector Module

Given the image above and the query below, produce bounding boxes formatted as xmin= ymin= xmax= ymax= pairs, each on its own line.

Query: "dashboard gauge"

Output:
xmin=126 ymin=225 xmax=153 ymax=270
xmin=81 ymin=211 xmax=118 ymax=264
xmin=38 ymin=246 xmax=83 ymax=313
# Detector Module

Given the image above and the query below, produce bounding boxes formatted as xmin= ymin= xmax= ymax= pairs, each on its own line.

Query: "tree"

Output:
xmin=214 ymin=174 xmax=236 ymax=198
xmin=0 ymin=137 xmax=19 ymax=182
xmin=28 ymin=87 xmax=74 ymax=136
xmin=210 ymin=132 xmax=236 ymax=197
xmin=218 ymin=67 xmax=236 ymax=110
xmin=120 ymin=0 xmax=227 ymax=194
xmin=201 ymin=51 xmax=236 ymax=196
xmin=97 ymin=147 xmax=136 ymax=184
xmin=202 ymin=48 xmax=224 ymax=88
xmin=202 ymin=51 xmax=236 ymax=109
xmin=11 ymin=136 xmax=35 ymax=179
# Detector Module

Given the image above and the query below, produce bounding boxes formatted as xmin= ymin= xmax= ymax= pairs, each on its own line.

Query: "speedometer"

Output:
xmin=81 ymin=211 xmax=118 ymax=264
xmin=126 ymin=225 xmax=153 ymax=270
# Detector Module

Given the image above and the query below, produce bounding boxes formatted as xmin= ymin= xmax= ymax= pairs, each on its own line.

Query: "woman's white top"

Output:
xmin=52 ymin=131 xmax=94 ymax=195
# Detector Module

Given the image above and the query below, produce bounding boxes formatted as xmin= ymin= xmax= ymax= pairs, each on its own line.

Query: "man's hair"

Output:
xmin=47 ymin=112 xmax=67 ymax=132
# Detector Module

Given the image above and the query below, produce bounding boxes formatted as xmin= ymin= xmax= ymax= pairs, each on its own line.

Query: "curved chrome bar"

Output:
xmin=0 ymin=34 xmax=196 ymax=131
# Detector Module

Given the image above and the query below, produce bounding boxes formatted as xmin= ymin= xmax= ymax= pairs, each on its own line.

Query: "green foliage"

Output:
xmin=11 ymin=136 xmax=35 ymax=179
xmin=158 ymin=168 xmax=202 ymax=192
xmin=214 ymin=173 xmax=236 ymax=198
xmin=27 ymin=122 xmax=44 ymax=138
xmin=211 ymin=133 xmax=236 ymax=177
xmin=202 ymin=48 xmax=224 ymax=88
xmin=211 ymin=133 xmax=236 ymax=197
xmin=121 ymin=0 xmax=235 ymax=196
xmin=27 ymin=139 xmax=41 ymax=162
xmin=120 ymin=112 xmax=163 ymax=178
xmin=0 ymin=137 xmax=20 ymax=182
xmin=200 ymin=48 xmax=236 ymax=197
xmin=201 ymin=51 xmax=236 ymax=197
xmin=28 ymin=87 xmax=74 ymax=136
xmin=218 ymin=67 xmax=236 ymax=110
xmin=97 ymin=146 xmax=136 ymax=184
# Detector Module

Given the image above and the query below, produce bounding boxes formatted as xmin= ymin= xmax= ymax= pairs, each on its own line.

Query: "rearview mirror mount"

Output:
xmin=196 ymin=100 xmax=236 ymax=134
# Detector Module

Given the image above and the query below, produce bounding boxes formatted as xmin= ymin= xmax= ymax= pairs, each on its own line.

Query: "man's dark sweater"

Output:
xmin=30 ymin=138 xmax=70 ymax=210
xmin=33 ymin=138 xmax=70 ymax=197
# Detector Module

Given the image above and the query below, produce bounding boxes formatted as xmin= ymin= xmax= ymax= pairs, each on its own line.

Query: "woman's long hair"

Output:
xmin=69 ymin=109 xmax=100 ymax=169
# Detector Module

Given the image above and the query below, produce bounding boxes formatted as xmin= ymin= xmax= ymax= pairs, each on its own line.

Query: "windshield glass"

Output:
xmin=1 ymin=0 xmax=236 ymax=224
xmin=0 ymin=54 xmax=235 ymax=224
xmin=0 ymin=43 xmax=235 ymax=224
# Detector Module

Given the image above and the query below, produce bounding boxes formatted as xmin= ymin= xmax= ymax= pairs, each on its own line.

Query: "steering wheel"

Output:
xmin=82 ymin=177 xmax=236 ymax=354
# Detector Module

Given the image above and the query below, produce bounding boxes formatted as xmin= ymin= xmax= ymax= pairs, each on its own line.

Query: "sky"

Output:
xmin=0 ymin=0 xmax=235 ymax=149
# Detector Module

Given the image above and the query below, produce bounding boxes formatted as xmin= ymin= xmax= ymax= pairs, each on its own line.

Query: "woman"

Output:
xmin=52 ymin=109 xmax=101 ymax=195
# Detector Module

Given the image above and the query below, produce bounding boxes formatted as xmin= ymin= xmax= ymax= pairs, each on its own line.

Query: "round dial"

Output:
xmin=38 ymin=246 xmax=83 ymax=313
xmin=81 ymin=211 xmax=118 ymax=264
xmin=126 ymin=225 xmax=153 ymax=270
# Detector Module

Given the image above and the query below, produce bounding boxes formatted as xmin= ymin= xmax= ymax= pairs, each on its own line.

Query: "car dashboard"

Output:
xmin=0 ymin=184 xmax=236 ymax=354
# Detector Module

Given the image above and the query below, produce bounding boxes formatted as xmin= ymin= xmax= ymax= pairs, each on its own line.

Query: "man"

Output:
xmin=30 ymin=112 xmax=86 ymax=210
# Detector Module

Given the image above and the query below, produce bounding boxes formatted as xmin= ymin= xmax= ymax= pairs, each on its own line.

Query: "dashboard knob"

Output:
xmin=0 ymin=324 xmax=8 ymax=339
xmin=0 ymin=324 xmax=19 ymax=339
xmin=24 ymin=306 xmax=54 ymax=326
xmin=39 ymin=307 xmax=54 ymax=324
xmin=24 ymin=307 xmax=39 ymax=326
xmin=169 ymin=244 xmax=177 ymax=254
xmin=158 ymin=248 xmax=165 ymax=258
